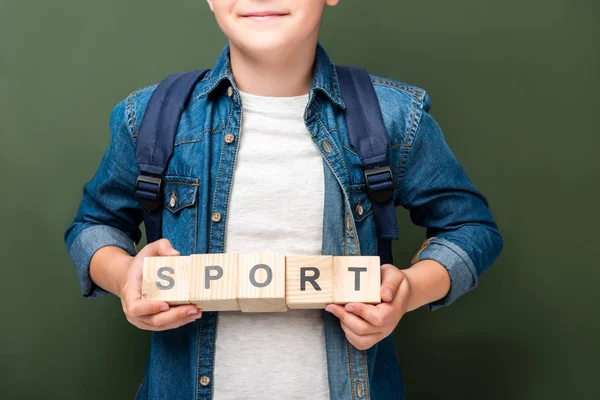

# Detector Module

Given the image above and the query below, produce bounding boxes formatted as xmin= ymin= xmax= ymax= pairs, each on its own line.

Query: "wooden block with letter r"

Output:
xmin=285 ymin=255 xmax=333 ymax=309
xmin=189 ymin=253 xmax=240 ymax=311
xmin=237 ymin=253 xmax=287 ymax=312
xmin=333 ymin=256 xmax=381 ymax=304
xmin=142 ymin=255 xmax=191 ymax=305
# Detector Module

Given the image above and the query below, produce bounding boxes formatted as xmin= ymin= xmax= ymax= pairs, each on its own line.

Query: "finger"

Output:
xmin=158 ymin=314 xmax=201 ymax=331
xmin=378 ymin=273 xmax=410 ymax=313
xmin=154 ymin=238 xmax=181 ymax=256
xmin=344 ymin=302 xmax=387 ymax=328
xmin=325 ymin=304 xmax=383 ymax=335
xmin=374 ymin=279 xmax=409 ymax=327
xmin=340 ymin=321 xmax=381 ymax=351
xmin=151 ymin=309 xmax=204 ymax=331
xmin=140 ymin=238 xmax=180 ymax=257
xmin=139 ymin=311 xmax=201 ymax=331
xmin=127 ymin=299 xmax=170 ymax=317
xmin=142 ymin=304 xmax=201 ymax=328
xmin=131 ymin=313 xmax=198 ymax=331
xmin=130 ymin=318 xmax=155 ymax=331
xmin=380 ymin=264 xmax=404 ymax=302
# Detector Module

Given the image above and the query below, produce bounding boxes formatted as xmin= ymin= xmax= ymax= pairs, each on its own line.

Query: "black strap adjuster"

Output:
xmin=135 ymin=174 xmax=163 ymax=211
xmin=364 ymin=165 xmax=394 ymax=204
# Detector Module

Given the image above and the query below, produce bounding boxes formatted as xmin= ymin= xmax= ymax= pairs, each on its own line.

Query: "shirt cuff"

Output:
xmin=413 ymin=237 xmax=478 ymax=311
xmin=68 ymin=225 xmax=138 ymax=298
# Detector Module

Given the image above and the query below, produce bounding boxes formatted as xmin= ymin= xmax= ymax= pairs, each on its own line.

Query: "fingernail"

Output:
xmin=346 ymin=305 xmax=355 ymax=313
xmin=325 ymin=306 xmax=334 ymax=314
xmin=160 ymin=305 xmax=169 ymax=312
xmin=187 ymin=309 xmax=198 ymax=316
xmin=383 ymin=288 xmax=394 ymax=300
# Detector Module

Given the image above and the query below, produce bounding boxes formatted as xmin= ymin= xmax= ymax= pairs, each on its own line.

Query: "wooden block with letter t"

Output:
xmin=333 ymin=256 xmax=381 ymax=304
xmin=236 ymin=253 xmax=287 ymax=312
xmin=189 ymin=253 xmax=240 ymax=311
xmin=285 ymin=255 xmax=333 ymax=309
xmin=142 ymin=255 xmax=191 ymax=305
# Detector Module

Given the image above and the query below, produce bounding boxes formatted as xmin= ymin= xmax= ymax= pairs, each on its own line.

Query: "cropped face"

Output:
xmin=206 ymin=0 xmax=339 ymax=54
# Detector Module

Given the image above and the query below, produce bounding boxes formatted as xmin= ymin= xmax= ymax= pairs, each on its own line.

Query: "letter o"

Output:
xmin=249 ymin=264 xmax=272 ymax=288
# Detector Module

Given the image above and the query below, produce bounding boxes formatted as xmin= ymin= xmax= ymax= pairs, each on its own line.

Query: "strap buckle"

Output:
xmin=135 ymin=174 xmax=163 ymax=211
xmin=364 ymin=165 xmax=394 ymax=204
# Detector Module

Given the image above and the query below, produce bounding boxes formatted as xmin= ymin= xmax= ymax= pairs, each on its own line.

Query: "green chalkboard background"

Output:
xmin=1 ymin=0 xmax=598 ymax=398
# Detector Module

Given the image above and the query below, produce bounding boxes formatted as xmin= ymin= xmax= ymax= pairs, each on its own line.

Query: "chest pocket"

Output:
xmin=161 ymin=175 xmax=199 ymax=255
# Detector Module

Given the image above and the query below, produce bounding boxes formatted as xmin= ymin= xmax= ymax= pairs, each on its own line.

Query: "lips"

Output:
xmin=241 ymin=11 xmax=288 ymax=18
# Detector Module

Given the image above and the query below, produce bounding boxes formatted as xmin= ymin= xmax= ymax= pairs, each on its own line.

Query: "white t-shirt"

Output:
xmin=212 ymin=89 xmax=330 ymax=400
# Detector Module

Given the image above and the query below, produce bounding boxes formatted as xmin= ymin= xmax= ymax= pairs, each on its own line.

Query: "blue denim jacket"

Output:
xmin=64 ymin=41 xmax=503 ymax=400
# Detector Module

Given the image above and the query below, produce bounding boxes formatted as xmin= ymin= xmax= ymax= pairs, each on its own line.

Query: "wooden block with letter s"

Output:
xmin=141 ymin=255 xmax=191 ymax=305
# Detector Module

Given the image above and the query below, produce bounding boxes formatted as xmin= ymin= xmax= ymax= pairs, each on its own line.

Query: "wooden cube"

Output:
xmin=189 ymin=253 xmax=240 ymax=311
xmin=333 ymin=256 xmax=381 ymax=304
xmin=285 ymin=255 xmax=333 ymax=309
xmin=142 ymin=255 xmax=191 ymax=305
xmin=237 ymin=253 xmax=287 ymax=312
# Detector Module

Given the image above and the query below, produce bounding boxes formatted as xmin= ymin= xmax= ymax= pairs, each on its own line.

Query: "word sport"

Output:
xmin=142 ymin=253 xmax=382 ymax=312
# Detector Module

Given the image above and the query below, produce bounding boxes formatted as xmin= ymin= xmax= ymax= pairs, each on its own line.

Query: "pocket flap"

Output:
xmin=350 ymin=187 xmax=374 ymax=222
xmin=162 ymin=175 xmax=199 ymax=213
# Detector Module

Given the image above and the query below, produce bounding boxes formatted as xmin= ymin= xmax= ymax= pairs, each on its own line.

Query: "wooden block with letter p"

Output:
xmin=142 ymin=255 xmax=191 ymax=305
xmin=189 ymin=253 xmax=240 ymax=311
xmin=237 ymin=253 xmax=287 ymax=312
xmin=333 ymin=256 xmax=381 ymax=304
xmin=285 ymin=255 xmax=333 ymax=309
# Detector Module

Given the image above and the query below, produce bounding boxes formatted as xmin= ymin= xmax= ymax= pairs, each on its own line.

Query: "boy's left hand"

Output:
xmin=325 ymin=263 xmax=410 ymax=351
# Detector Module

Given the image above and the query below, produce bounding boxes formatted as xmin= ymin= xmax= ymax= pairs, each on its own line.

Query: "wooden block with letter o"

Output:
xmin=142 ymin=255 xmax=191 ymax=305
xmin=333 ymin=256 xmax=381 ymax=304
xmin=285 ymin=255 xmax=333 ymax=309
xmin=236 ymin=253 xmax=288 ymax=312
xmin=189 ymin=253 xmax=240 ymax=311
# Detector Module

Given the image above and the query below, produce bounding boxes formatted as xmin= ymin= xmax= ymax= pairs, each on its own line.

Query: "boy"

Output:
xmin=64 ymin=0 xmax=503 ymax=399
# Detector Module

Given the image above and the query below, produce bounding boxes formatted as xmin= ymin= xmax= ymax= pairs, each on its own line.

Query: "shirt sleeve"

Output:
xmin=395 ymin=105 xmax=504 ymax=311
xmin=63 ymin=96 xmax=144 ymax=298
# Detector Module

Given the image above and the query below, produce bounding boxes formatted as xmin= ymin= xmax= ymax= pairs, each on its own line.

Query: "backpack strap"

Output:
xmin=335 ymin=65 xmax=399 ymax=265
xmin=134 ymin=69 xmax=210 ymax=244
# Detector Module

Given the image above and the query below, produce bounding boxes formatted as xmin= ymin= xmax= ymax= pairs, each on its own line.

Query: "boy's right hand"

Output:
xmin=119 ymin=238 xmax=202 ymax=331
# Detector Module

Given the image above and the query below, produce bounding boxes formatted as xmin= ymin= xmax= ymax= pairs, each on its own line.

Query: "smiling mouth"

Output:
xmin=240 ymin=12 xmax=289 ymax=21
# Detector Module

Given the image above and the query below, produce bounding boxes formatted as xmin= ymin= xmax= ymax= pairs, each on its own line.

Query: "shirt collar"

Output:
xmin=197 ymin=41 xmax=345 ymax=110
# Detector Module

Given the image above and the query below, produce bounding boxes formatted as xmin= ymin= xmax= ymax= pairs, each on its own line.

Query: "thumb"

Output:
xmin=147 ymin=238 xmax=180 ymax=257
xmin=380 ymin=263 xmax=404 ymax=302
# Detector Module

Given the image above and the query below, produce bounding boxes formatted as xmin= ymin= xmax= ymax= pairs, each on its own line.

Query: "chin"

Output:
xmin=230 ymin=34 xmax=294 ymax=56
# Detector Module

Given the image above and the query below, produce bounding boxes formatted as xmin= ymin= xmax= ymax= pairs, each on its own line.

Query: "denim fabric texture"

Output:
xmin=64 ymin=41 xmax=503 ymax=400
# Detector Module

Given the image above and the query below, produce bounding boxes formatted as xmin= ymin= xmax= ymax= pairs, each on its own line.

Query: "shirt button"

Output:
xmin=199 ymin=375 xmax=211 ymax=386
xmin=227 ymin=86 xmax=233 ymax=97
xmin=356 ymin=201 xmax=364 ymax=216
xmin=212 ymin=212 xmax=222 ymax=223
xmin=224 ymin=133 xmax=235 ymax=144
xmin=169 ymin=192 xmax=177 ymax=208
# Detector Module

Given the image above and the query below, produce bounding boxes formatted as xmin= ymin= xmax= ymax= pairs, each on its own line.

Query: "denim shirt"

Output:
xmin=64 ymin=41 xmax=503 ymax=400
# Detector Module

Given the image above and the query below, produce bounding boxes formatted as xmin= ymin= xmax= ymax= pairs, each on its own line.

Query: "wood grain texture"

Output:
xmin=141 ymin=254 xmax=382 ymax=310
xmin=142 ymin=255 xmax=191 ymax=305
xmin=189 ymin=253 xmax=240 ymax=311
xmin=333 ymin=256 xmax=381 ymax=304
xmin=236 ymin=253 xmax=288 ymax=312
xmin=285 ymin=255 xmax=333 ymax=309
